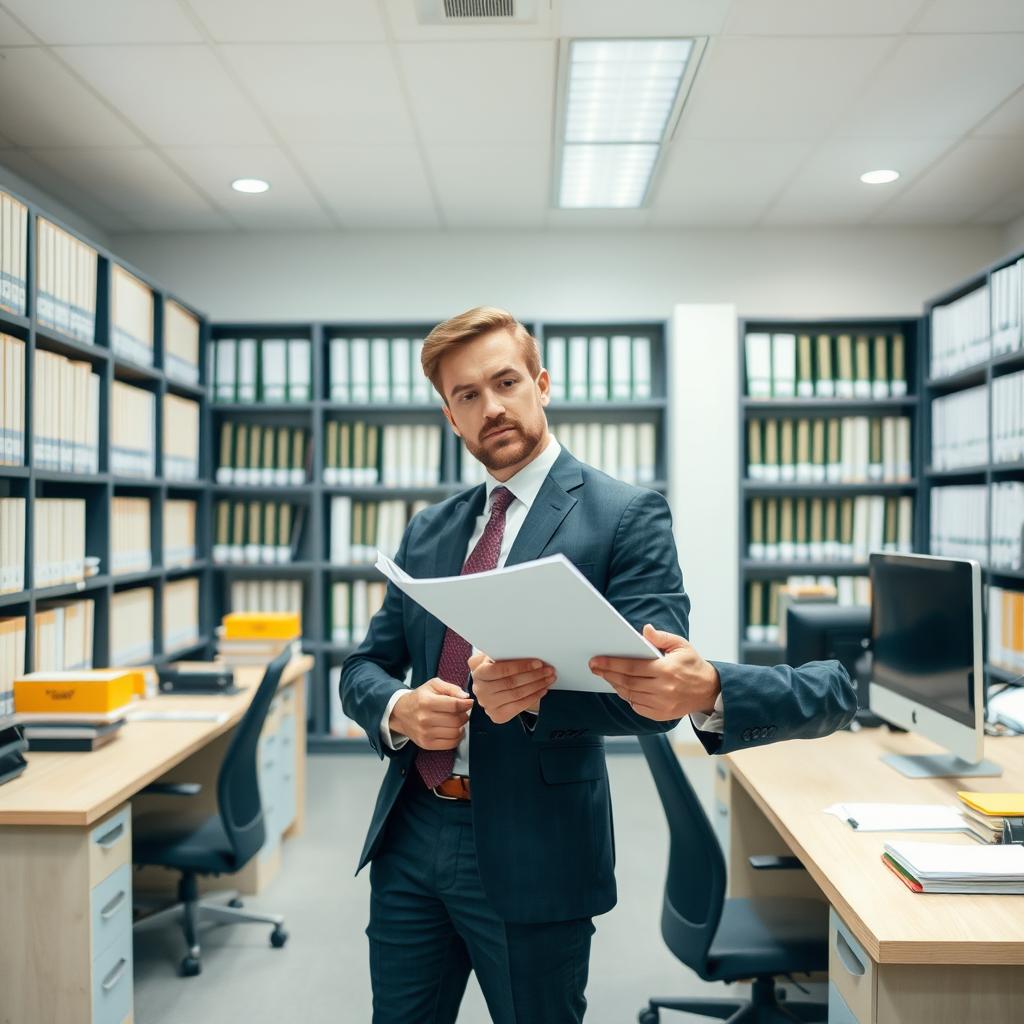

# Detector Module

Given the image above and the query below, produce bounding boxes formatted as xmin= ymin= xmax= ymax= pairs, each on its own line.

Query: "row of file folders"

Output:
xmin=931 ymin=259 xmax=1024 ymax=380
xmin=744 ymin=331 xmax=908 ymax=399
xmin=745 ymin=578 xmax=872 ymax=642
xmin=210 ymin=337 xmax=312 ymax=404
xmin=930 ymin=484 xmax=1024 ymax=569
xmin=213 ymin=501 xmax=305 ymax=565
xmin=216 ymin=423 xmax=310 ymax=485
xmin=330 ymin=497 xmax=432 ymax=565
xmin=747 ymin=416 xmax=912 ymax=483
xmin=747 ymin=495 xmax=914 ymax=564
xmin=930 ymin=371 xmax=1024 ymax=469
xmin=110 ymin=498 xmax=198 ymax=576
xmin=330 ymin=580 xmax=387 ymax=647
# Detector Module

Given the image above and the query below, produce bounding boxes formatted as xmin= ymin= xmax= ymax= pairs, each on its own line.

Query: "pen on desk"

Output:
xmin=847 ymin=817 xmax=859 ymax=830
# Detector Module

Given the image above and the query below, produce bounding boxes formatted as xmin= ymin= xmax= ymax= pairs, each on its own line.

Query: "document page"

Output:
xmin=375 ymin=551 xmax=660 ymax=693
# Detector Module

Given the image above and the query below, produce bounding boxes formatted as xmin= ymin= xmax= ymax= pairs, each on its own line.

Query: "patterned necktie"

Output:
xmin=416 ymin=485 xmax=516 ymax=789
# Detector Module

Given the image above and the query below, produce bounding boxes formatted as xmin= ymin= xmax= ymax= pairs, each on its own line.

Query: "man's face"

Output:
xmin=438 ymin=328 xmax=550 ymax=480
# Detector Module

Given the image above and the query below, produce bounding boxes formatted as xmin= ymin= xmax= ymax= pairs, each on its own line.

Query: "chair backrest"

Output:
xmin=216 ymin=648 xmax=291 ymax=868
xmin=639 ymin=733 xmax=727 ymax=973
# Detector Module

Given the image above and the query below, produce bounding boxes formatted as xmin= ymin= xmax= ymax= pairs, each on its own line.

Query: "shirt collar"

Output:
xmin=484 ymin=434 xmax=561 ymax=513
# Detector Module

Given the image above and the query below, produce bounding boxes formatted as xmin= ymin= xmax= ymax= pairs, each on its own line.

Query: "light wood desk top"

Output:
xmin=728 ymin=727 xmax=1024 ymax=967
xmin=0 ymin=655 xmax=313 ymax=828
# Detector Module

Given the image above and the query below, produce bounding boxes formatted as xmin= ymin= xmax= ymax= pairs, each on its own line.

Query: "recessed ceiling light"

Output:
xmin=231 ymin=178 xmax=270 ymax=194
xmin=556 ymin=38 xmax=698 ymax=209
xmin=860 ymin=169 xmax=900 ymax=185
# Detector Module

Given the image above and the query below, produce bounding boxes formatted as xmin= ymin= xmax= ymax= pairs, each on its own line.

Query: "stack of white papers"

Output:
xmin=825 ymin=802 xmax=977 ymax=836
xmin=884 ymin=841 xmax=1024 ymax=894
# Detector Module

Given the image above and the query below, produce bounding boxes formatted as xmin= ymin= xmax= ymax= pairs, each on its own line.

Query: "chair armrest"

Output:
xmin=141 ymin=782 xmax=202 ymax=797
xmin=748 ymin=854 xmax=803 ymax=871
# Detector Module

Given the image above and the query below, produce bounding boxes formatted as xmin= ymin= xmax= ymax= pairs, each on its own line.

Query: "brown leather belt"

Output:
xmin=432 ymin=775 xmax=471 ymax=801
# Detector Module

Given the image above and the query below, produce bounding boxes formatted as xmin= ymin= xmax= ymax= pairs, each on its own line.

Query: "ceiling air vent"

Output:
xmin=415 ymin=0 xmax=538 ymax=24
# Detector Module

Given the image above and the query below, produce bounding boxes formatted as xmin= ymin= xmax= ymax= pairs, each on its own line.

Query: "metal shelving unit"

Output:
xmin=737 ymin=316 xmax=923 ymax=666
xmin=0 ymin=182 xmax=212 ymax=676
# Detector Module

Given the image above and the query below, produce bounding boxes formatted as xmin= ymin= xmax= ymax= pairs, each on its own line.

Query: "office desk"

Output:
xmin=0 ymin=654 xmax=312 ymax=1024
xmin=720 ymin=728 xmax=1024 ymax=1023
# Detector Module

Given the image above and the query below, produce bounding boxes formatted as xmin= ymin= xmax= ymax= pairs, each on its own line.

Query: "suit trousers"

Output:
xmin=367 ymin=777 xmax=595 ymax=1024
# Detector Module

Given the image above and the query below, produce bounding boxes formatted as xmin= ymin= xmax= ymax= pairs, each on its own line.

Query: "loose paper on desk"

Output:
xmin=374 ymin=551 xmax=660 ymax=694
xmin=127 ymin=710 xmax=230 ymax=724
xmin=824 ymin=802 xmax=970 ymax=833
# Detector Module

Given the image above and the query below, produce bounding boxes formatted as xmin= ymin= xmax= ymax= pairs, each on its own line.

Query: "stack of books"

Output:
xmin=216 ymin=611 xmax=301 ymax=667
xmin=163 ymin=299 xmax=201 ymax=385
xmin=882 ymin=840 xmax=1024 ymax=894
xmin=164 ymin=499 xmax=198 ymax=568
xmin=32 ymin=348 xmax=100 ymax=473
xmin=0 ymin=189 xmax=28 ymax=317
xmin=1 ymin=333 xmax=25 ymax=466
xmin=110 ymin=381 xmax=155 ymax=478
xmin=109 ymin=587 xmax=154 ymax=666
xmin=957 ymin=792 xmax=1024 ymax=843
xmin=111 ymin=264 xmax=154 ymax=367
xmin=13 ymin=668 xmax=137 ymax=752
xmin=0 ymin=496 xmax=25 ymax=594
xmin=163 ymin=394 xmax=200 ymax=481
xmin=35 ymin=216 xmax=97 ymax=344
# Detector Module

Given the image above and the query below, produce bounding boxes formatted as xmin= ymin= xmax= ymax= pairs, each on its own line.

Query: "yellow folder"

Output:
xmin=957 ymin=792 xmax=1024 ymax=817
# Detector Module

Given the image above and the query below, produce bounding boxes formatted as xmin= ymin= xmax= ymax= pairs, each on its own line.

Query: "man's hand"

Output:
xmin=469 ymin=652 xmax=555 ymax=725
xmin=589 ymin=624 xmax=721 ymax=722
xmin=387 ymin=678 xmax=474 ymax=750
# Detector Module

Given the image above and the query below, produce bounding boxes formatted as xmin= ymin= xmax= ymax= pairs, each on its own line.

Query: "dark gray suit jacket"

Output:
xmin=340 ymin=448 xmax=688 ymax=923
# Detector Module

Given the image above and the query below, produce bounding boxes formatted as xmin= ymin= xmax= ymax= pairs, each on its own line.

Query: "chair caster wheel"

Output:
xmin=180 ymin=956 xmax=201 ymax=977
xmin=228 ymin=897 xmax=243 ymax=908
xmin=638 ymin=1009 xmax=659 ymax=1024
xmin=270 ymin=925 xmax=288 ymax=948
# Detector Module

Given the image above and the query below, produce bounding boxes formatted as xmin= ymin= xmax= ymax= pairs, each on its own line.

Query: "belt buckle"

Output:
xmin=431 ymin=785 xmax=459 ymax=801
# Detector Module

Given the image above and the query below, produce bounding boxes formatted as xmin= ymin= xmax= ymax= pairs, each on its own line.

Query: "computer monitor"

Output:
xmin=785 ymin=603 xmax=870 ymax=710
xmin=868 ymin=552 xmax=1000 ymax=779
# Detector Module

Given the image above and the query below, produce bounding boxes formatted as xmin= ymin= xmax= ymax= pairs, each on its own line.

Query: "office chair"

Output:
xmin=637 ymin=734 xmax=828 ymax=1024
xmin=132 ymin=648 xmax=291 ymax=977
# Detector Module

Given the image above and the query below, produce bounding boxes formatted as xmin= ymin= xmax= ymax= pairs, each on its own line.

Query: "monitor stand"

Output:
xmin=882 ymin=753 xmax=1002 ymax=779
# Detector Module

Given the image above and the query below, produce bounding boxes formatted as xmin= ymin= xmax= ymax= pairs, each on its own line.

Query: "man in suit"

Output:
xmin=341 ymin=306 xmax=692 ymax=1024
xmin=588 ymin=626 xmax=857 ymax=753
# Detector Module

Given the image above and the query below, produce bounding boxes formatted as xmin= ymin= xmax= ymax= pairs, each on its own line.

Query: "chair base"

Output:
xmin=134 ymin=874 xmax=288 ymax=977
xmin=640 ymin=977 xmax=827 ymax=1024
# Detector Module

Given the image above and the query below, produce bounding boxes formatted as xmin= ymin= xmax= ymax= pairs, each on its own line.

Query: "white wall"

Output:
xmin=1004 ymin=214 xmax=1024 ymax=256
xmin=112 ymin=225 xmax=1005 ymax=325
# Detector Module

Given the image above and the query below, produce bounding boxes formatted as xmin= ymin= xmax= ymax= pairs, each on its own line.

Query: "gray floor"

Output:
xmin=134 ymin=752 xmax=751 ymax=1024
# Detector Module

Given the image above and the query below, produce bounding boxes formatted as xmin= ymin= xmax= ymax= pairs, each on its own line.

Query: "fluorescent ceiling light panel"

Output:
xmin=231 ymin=177 xmax=270 ymax=194
xmin=860 ymin=169 xmax=900 ymax=185
xmin=558 ymin=38 xmax=694 ymax=209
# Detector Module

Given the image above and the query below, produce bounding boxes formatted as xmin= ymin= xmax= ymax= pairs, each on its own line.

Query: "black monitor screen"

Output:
xmin=869 ymin=554 xmax=978 ymax=728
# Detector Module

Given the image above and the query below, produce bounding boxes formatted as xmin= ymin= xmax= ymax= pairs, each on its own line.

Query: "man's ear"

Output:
xmin=442 ymin=402 xmax=462 ymax=438
xmin=537 ymin=367 xmax=551 ymax=407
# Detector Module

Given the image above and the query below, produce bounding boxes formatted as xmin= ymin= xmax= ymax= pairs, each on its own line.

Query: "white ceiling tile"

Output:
xmin=55 ymin=45 xmax=273 ymax=147
xmin=652 ymin=139 xmax=812 ymax=217
xmin=1 ymin=0 xmax=201 ymax=44
xmin=875 ymin=138 xmax=1024 ymax=223
xmin=427 ymin=145 xmax=549 ymax=226
xmin=293 ymin=145 xmax=440 ymax=228
xmin=973 ymin=191 xmax=1024 ymax=225
xmin=547 ymin=208 xmax=652 ymax=227
xmin=762 ymin=138 xmax=954 ymax=224
xmin=0 ymin=7 xmax=34 ymax=44
xmin=834 ymin=34 xmax=1024 ymax=138
xmin=382 ymin=0 xmax=556 ymax=42
xmin=163 ymin=146 xmax=328 ymax=229
xmin=220 ymin=44 xmax=416 ymax=145
xmin=29 ymin=147 xmax=230 ymax=230
xmin=189 ymin=0 xmax=386 ymax=43
xmin=0 ymin=48 xmax=140 ymax=146
xmin=678 ymin=35 xmax=892 ymax=140
xmin=0 ymin=147 xmax=139 ymax=230
xmin=725 ymin=0 xmax=923 ymax=36
xmin=559 ymin=0 xmax=732 ymax=38
xmin=913 ymin=0 xmax=1024 ymax=33
xmin=398 ymin=41 xmax=555 ymax=144
xmin=975 ymin=87 xmax=1024 ymax=138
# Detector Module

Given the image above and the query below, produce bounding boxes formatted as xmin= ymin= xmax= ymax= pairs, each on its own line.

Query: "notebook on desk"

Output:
xmin=883 ymin=840 xmax=1024 ymax=894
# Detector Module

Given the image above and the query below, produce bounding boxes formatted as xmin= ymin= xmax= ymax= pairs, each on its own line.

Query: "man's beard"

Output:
xmin=464 ymin=418 xmax=544 ymax=472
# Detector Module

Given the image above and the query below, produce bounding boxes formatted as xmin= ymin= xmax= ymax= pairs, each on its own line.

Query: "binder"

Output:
xmin=747 ymin=581 xmax=765 ymax=642
xmin=811 ymin=419 xmax=826 ymax=483
xmin=796 ymin=334 xmax=814 ymax=397
xmin=779 ymin=419 xmax=795 ymax=482
xmin=764 ymin=497 xmax=779 ymax=560
xmin=330 ymin=338 xmax=350 ymax=402
xmin=748 ymin=498 xmax=764 ymax=560
xmin=546 ymin=336 xmax=567 ymax=401
xmin=873 ymin=336 xmax=889 ymax=399
xmin=632 ymin=336 xmax=652 ymax=399
xmin=795 ymin=418 xmax=811 ymax=482
xmin=890 ymin=333 xmax=907 ymax=397
xmin=745 ymin=333 xmax=771 ymax=397
xmin=609 ymin=335 xmax=632 ymax=400
xmin=835 ymin=335 xmax=854 ymax=398
xmin=853 ymin=335 xmax=872 ymax=398
xmin=779 ymin=498 xmax=795 ymax=561
xmin=411 ymin=339 xmax=431 ymax=403
xmin=763 ymin=419 xmax=780 ymax=482
xmin=815 ymin=335 xmax=834 ymax=398
xmin=589 ymin=335 xmax=609 ymax=401
xmin=747 ymin=420 xmax=763 ymax=479
xmin=288 ymin=339 xmax=312 ymax=401
xmin=261 ymin=339 xmax=288 ymax=402
xmin=392 ymin=337 xmax=412 ymax=403
xmin=809 ymin=498 xmax=825 ymax=561
xmin=371 ymin=337 xmax=390 ymax=403
xmin=215 ymin=339 xmax=237 ymax=402
xmin=568 ymin=336 xmax=589 ymax=401
xmin=350 ymin=338 xmax=371 ymax=402
xmin=772 ymin=333 xmax=796 ymax=398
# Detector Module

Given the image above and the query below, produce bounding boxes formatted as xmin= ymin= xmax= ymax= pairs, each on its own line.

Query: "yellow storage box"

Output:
xmin=14 ymin=669 xmax=138 ymax=715
xmin=222 ymin=611 xmax=301 ymax=641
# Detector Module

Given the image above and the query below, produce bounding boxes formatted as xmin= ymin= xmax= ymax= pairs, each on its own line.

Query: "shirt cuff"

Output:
xmin=380 ymin=688 xmax=413 ymax=751
xmin=690 ymin=691 xmax=725 ymax=734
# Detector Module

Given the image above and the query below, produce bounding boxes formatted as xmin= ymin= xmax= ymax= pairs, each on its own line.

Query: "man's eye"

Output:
xmin=502 ymin=379 xmax=517 ymax=388
xmin=461 ymin=392 xmax=476 ymax=402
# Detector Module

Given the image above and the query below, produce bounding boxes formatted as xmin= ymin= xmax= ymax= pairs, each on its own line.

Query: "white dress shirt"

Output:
xmin=380 ymin=434 xmax=725 ymax=773
xmin=381 ymin=435 xmax=563 ymax=774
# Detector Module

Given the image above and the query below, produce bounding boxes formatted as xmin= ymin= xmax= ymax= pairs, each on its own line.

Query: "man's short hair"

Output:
xmin=420 ymin=306 xmax=541 ymax=402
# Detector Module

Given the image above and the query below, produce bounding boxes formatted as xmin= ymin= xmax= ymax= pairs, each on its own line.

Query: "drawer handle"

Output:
xmin=101 ymin=890 xmax=127 ymax=920
xmin=101 ymin=958 xmax=128 ymax=992
xmin=835 ymin=929 xmax=866 ymax=977
xmin=95 ymin=822 xmax=124 ymax=849
xmin=716 ymin=764 xmax=727 ymax=780
xmin=716 ymin=801 xmax=728 ymax=817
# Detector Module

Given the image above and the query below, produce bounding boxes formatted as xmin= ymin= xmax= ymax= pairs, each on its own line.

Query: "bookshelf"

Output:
xmin=922 ymin=245 xmax=1024 ymax=685
xmin=205 ymin=320 xmax=669 ymax=752
xmin=0 ymin=183 xmax=211 ymax=711
xmin=737 ymin=317 xmax=923 ymax=666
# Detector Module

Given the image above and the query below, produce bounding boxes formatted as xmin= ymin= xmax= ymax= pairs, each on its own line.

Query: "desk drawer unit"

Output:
xmin=91 ymin=929 xmax=133 ymax=1024
xmin=88 ymin=805 xmax=131 ymax=887
xmin=829 ymin=908 xmax=874 ymax=1023
xmin=90 ymin=862 xmax=132 ymax=963
xmin=712 ymin=760 xmax=731 ymax=856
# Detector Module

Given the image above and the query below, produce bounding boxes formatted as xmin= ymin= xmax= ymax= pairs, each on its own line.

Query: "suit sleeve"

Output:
xmin=531 ymin=489 xmax=690 ymax=740
xmin=339 ymin=518 xmax=417 ymax=759
xmin=693 ymin=659 xmax=857 ymax=755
